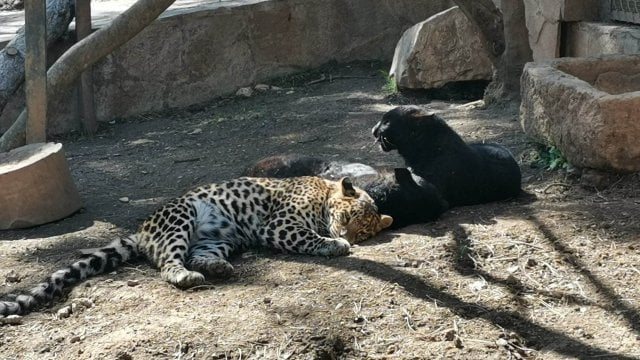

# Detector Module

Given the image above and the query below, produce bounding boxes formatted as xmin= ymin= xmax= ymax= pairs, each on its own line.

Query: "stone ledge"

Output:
xmin=564 ymin=21 xmax=640 ymax=58
xmin=520 ymin=55 xmax=640 ymax=172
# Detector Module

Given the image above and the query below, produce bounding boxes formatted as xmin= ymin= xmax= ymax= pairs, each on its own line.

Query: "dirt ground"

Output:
xmin=1 ymin=62 xmax=639 ymax=359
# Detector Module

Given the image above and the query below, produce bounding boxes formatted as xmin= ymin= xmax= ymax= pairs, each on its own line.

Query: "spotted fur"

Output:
xmin=0 ymin=176 xmax=392 ymax=316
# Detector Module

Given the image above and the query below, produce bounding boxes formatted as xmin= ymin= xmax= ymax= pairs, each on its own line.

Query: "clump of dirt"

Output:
xmin=1 ymin=61 xmax=639 ymax=359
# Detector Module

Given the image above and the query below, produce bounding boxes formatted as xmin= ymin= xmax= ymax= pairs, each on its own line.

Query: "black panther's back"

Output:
xmin=469 ymin=143 xmax=522 ymax=202
xmin=242 ymin=155 xmax=447 ymax=229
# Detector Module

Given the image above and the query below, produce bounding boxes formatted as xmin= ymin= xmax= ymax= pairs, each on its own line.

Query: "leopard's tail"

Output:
xmin=0 ymin=236 xmax=139 ymax=316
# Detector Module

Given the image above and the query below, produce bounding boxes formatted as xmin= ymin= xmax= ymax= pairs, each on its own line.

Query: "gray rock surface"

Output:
xmin=389 ymin=6 xmax=493 ymax=90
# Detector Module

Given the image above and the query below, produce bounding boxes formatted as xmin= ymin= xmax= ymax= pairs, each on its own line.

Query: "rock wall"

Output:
xmin=0 ymin=0 xmax=453 ymax=135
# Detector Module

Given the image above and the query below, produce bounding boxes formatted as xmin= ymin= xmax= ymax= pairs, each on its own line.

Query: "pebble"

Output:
xmin=0 ymin=315 xmax=23 ymax=325
xmin=127 ymin=280 xmax=140 ymax=287
xmin=118 ymin=197 xmax=129 ymax=203
xmin=57 ymin=306 xmax=72 ymax=319
xmin=235 ymin=87 xmax=253 ymax=97
xmin=496 ymin=338 xmax=509 ymax=347
xmin=69 ymin=335 xmax=82 ymax=344
xmin=4 ymin=270 xmax=20 ymax=283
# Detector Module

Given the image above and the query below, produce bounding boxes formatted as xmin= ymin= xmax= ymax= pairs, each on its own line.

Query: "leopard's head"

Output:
xmin=327 ymin=177 xmax=393 ymax=244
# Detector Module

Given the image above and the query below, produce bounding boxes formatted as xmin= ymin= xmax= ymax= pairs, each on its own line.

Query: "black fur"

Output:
xmin=372 ymin=106 xmax=521 ymax=207
xmin=242 ymin=155 xmax=448 ymax=229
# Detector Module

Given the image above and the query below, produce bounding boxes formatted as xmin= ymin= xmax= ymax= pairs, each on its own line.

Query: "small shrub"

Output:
xmin=379 ymin=70 xmax=398 ymax=94
xmin=536 ymin=145 xmax=568 ymax=170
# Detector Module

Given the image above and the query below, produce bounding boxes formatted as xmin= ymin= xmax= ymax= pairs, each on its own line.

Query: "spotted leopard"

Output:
xmin=0 ymin=176 xmax=393 ymax=316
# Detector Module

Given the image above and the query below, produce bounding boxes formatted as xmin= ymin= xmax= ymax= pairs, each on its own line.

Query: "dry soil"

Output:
xmin=1 ymin=62 xmax=639 ymax=360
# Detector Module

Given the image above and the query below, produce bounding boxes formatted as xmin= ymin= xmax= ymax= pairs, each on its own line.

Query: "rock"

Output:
xmin=235 ymin=87 xmax=253 ymax=97
xmin=520 ymin=55 xmax=640 ymax=172
xmin=118 ymin=197 xmax=129 ymax=203
xmin=390 ymin=6 xmax=493 ymax=90
xmin=580 ymin=169 xmax=615 ymax=189
xmin=57 ymin=306 xmax=72 ymax=319
xmin=69 ymin=335 xmax=82 ymax=344
xmin=0 ymin=315 xmax=23 ymax=325
xmin=4 ymin=270 xmax=20 ymax=283
xmin=0 ymin=143 xmax=82 ymax=230
xmin=254 ymin=84 xmax=270 ymax=92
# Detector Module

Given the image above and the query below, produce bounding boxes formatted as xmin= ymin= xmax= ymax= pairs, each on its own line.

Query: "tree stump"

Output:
xmin=0 ymin=142 xmax=81 ymax=229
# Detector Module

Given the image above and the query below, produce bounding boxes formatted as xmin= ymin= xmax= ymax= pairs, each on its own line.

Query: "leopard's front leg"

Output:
xmin=259 ymin=224 xmax=351 ymax=257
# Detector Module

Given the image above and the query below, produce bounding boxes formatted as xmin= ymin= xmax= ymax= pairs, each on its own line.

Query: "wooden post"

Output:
xmin=24 ymin=0 xmax=48 ymax=144
xmin=76 ymin=0 xmax=98 ymax=134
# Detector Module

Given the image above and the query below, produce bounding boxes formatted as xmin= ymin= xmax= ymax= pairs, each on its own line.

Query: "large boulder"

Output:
xmin=520 ymin=55 xmax=640 ymax=172
xmin=390 ymin=6 xmax=494 ymax=90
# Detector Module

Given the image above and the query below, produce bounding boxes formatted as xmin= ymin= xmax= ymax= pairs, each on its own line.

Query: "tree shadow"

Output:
xmin=439 ymin=190 xmax=640 ymax=358
xmin=278 ymin=253 xmax=636 ymax=360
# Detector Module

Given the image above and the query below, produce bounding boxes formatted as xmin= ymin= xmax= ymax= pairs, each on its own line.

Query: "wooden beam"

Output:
xmin=76 ymin=0 xmax=98 ymax=134
xmin=24 ymin=0 xmax=48 ymax=144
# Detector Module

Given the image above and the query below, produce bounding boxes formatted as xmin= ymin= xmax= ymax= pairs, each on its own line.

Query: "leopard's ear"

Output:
xmin=378 ymin=214 xmax=394 ymax=230
xmin=340 ymin=177 xmax=357 ymax=198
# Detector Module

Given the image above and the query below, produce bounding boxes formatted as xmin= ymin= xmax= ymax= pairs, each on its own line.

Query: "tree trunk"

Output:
xmin=453 ymin=0 xmax=532 ymax=106
xmin=0 ymin=0 xmax=177 ymax=152
xmin=483 ymin=0 xmax=532 ymax=105
xmin=0 ymin=0 xmax=74 ymax=114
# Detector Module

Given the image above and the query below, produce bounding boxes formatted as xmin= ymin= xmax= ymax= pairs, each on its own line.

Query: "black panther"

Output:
xmin=372 ymin=106 xmax=521 ymax=207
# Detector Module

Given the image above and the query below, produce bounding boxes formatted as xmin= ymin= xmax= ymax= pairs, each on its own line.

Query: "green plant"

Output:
xmin=379 ymin=70 xmax=398 ymax=94
xmin=537 ymin=145 xmax=568 ymax=170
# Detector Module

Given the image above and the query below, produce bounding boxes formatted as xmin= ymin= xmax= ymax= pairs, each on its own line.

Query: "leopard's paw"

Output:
xmin=172 ymin=270 xmax=206 ymax=289
xmin=316 ymin=238 xmax=351 ymax=257
xmin=187 ymin=257 xmax=234 ymax=278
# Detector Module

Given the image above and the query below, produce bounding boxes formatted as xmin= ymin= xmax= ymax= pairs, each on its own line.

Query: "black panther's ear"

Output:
xmin=394 ymin=168 xmax=415 ymax=184
xmin=411 ymin=109 xmax=436 ymax=119
xmin=403 ymin=106 xmax=422 ymax=116
xmin=340 ymin=177 xmax=358 ymax=197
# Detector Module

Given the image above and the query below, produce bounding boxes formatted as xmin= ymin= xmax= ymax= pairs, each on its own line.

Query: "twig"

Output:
xmin=402 ymin=307 xmax=416 ymax=331
xmin=296 ymin=137 xmax=323 ymax=144
xmin=173 ymin=157 xmax=201 ymax=163
xmin=505 ymin=240 xmax=544 ymax=250
xmin=306 ymin=74 xmax=375 ymax=86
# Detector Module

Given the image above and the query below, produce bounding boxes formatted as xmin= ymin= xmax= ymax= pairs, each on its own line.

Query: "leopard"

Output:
xmin=242 ymin=155 xmax=448 ymax=229
xmin=372 ymin=106 xmax=522 ymax=207
xmin=0 ymin=176 xmax=393 ymax=316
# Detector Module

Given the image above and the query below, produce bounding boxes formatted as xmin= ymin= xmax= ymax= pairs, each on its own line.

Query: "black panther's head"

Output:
xmin=372 ymin=106 xmax=441 ymax=152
